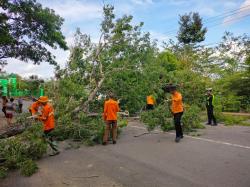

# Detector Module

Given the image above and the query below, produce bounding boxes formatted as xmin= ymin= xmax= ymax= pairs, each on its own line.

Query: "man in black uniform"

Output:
xmin=206 ymin=88 xmax=217 ymax=126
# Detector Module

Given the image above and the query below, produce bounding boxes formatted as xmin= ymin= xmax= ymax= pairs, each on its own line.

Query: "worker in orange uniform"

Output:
xmin=170 ymin=85 xmax=184 ymax=143
xmin=102 ymin=92 xmax=120 ymax=145
xmin=29 ymin=98 xmax=41 ymax=115
xmin=36 ymin=96 xmax=59 ymax=156
xmin=146 ymin=95 xmax=155 ymax=110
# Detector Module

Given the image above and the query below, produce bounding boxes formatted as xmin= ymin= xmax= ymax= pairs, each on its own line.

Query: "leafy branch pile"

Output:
xmin=0 ymin=113 xmax=127 ymax=178
xmin=0 ymin=124 xmax=47 ymax=178
xmin=141 ymin=104 xmax=205 ymax=133
xmin=1 ymin=0 xmax=250 ymax=180
xmin=182 ymin=105 xmax=205 ymax=132
xmin=140 ymin=104 xmax=173 ymax=132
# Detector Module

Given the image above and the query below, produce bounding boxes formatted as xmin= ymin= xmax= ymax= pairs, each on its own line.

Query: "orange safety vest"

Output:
xmin=103 ymin=99 xmax=120 ymax=121
xmin=29 ymin=101 xmax=40 ymax=115
xmin=147 ymin=95 xmax=155 ymax=105
xmin=171 ymin=91 xmax=183 ymax=114
xmin=38 ymin=103 xmax=55 ymax=131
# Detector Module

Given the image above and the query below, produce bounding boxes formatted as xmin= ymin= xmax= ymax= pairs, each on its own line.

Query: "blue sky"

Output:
xmin=4 ymin=0 xmax=250 ymax=78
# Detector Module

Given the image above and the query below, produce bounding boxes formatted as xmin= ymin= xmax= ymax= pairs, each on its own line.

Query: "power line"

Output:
xmin=164 ymin=4 xmax=250 ymax=36
xmin=164 ymin=4 xmax=250 ymax=35
xmin=165 ymin=8 xmax=249 ymax=36
xmin=166 ymin=12 xmax=250 ymax=39
xmin=204 ymin=4 xmax=250 ymax=22
xmin=167 ymin=14 xmax=250 ymax=46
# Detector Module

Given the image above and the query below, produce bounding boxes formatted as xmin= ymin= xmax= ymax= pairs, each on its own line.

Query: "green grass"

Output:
xmin=220 ymin=114 xmax=250 ymax=126
xmin=201 ymin=111 xmax=250 ymax=127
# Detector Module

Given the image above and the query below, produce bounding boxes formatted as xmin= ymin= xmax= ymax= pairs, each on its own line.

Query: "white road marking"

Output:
xmin=129 ymin=125 xmax=250 ymax=150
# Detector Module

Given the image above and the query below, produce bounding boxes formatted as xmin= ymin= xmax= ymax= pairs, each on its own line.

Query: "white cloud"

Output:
xmin=168 ymin=0 xmax=188 ymax=6
xmin=4 ymin=59 xmax=55 ymax=79
xmin=149 ymin=31 xmax=169 ymax=50
xmin=131 ymin=0 xmax=153 ymax=5
xmin=223 ymin=1 xmax=238 ymax=9
xmin=150 ymin=31 xmax=169 ymax=41
xmin=223 ymin=0 xmax=250 ymax=25
xmin=45 ymin=0 xmax=102 ymax=22
xmin=3 ymin=48 xmax=70 ymax=79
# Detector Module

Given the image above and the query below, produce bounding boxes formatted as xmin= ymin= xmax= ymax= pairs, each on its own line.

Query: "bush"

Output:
xmin=221 ymin=95 xmax=242 ymax=112
xmin=141 ymin=104 xmax=205 ymax=132
xmin=141 ymin=104 xmax=173 ymax=132
xmin=0 ymin=124 xmax=47 ymax=178
xmin=218 ymin=114 xmax=250 ymax=126
xmin=19 ymin=160 xmax=38 ymax=177
xmin=0 ymin=167 xmax=8 ymax=179
xmin=182 ymin=105 xmax=204 ymax=132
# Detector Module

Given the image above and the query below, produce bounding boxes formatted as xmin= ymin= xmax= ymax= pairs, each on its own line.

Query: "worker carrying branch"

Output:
xmin=163 ymin=84 xmax=184 ymax=143
xmin=34 ymin=96 xmax=60 ymax=156
xmin=146 ymin=94 xmax=155 ymax=110
xmin=102 ymin=92 xmax=120 ymax=145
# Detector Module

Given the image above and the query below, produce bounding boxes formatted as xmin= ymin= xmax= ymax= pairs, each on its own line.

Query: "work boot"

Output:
xmin=49 ymin=151 xmax=60 ymax=156
xmin=175 ymin=137 xmax=181 ymax=143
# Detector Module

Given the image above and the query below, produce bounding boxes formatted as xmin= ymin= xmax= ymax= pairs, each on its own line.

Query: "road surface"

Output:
xmin=1 ymin=119 xmax=250 ymax=187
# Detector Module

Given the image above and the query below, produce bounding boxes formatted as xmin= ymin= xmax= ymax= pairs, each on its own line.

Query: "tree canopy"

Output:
xmin=0 ymin=0 xmax=68 ymax=65
xmin=177 ymin=12 xmax=207 ymax=44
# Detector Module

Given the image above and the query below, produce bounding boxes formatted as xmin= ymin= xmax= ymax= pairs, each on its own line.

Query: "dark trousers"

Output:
xmin=18 ymin=104 xmax=23 ymax=113
xmin=207 ymin=106 xmax=217 ymax=125
xmin=2 ymin=106 xmax=6 ymax=117
xmin=174 ymin=112 xmax=183 ymax=138
xmin=146 ymin=104 xmax=154 ymax=110
xmin=44 ymin=129 xmax=58 ymax=152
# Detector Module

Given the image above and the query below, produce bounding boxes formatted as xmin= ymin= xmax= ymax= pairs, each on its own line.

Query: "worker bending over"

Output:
xmin=36 ymin=96 xmax=59 ymax=156
xmin=146 ymin=95 xmax=155 ymax=110
xmin=103 ymin=92 xmax=120 ymax=145
xmin=29 ymin=98 xmax=41 ymax=115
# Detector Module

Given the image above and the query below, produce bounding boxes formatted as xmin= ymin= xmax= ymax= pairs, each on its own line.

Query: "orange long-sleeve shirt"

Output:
xmin=103 ymin=99 xmax=120 ymax=121
xmin=29 ymin=101 xmax=41 ymax=115
xmin=38 ymin=103 xmax=55 ymax=131
xmin=147 ymin=95 xmax=155 ymax=105
xmin=171 ymin=91 xmax=183 ymax=114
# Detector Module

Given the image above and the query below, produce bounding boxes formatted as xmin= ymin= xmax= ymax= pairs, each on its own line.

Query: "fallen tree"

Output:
xmin=51 ymin=5 xmax=156 ymax=116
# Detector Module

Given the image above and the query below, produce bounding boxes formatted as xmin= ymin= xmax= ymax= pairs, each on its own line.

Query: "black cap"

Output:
xmin=162 ymin=84 xmax=177 ymax=93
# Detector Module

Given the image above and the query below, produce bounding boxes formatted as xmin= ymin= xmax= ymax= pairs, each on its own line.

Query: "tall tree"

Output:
xmin=177 ymin=12 xmax=207 ymax=44
xmin=0 ymin=0 xmax=68 ymax=65
xmin=215 ymin=32 xmax=250 ymax=76
xmin=57 ymin=5 xmax=156 ymax=114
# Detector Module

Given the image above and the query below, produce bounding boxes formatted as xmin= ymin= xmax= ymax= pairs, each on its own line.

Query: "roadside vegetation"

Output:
xmin=0 ymin=0 xmax=249 ymax=178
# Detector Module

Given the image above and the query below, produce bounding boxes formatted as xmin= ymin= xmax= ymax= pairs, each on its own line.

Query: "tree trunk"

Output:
xmin=72 ymin=76 xmax=105 ymax=114
xmin=0 ymin=125 xmax=25 ymax=139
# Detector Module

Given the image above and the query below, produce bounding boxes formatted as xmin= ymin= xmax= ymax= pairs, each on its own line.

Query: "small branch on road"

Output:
xmin=134 ymin=132 xmax=159 ymax=137
xmin=72 ymin=175 xmax=99 ymax=179
xmin=62 ymin=181 xmax=71 ymax=185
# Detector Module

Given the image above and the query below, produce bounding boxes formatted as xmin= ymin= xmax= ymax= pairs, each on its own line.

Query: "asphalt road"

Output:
xmin=1 ymin=120 xmax=250 ymax=187
xmin=0 ymin=99 xmax=32 ymax=130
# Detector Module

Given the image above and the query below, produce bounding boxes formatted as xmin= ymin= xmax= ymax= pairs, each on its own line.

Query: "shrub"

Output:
xmin=19 ymin=160 xmax=38 ymax=177
xmin=141 ymin=104 xmax=173 ymax=132
xmin=141 ymin=104 xmax=204 ymax=132
xmin=0 ymin=167 xmax=8 ymax=179
xmin=218 ymin=114 xmax=250 ymax=126
xmin=0 ymin=124 xmax=47 ymax=178
xmin=182 ymin=105 xmax=204 ymax=132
